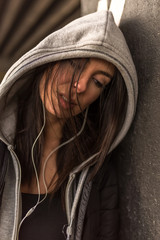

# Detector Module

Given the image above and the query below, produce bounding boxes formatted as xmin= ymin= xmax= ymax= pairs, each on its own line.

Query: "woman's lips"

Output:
xmin=58 ymin=93 xmax=77 ymax=109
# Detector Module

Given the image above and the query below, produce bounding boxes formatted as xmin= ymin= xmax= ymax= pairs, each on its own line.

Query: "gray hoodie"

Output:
xmin=0 ymin=10 xmax=138 ymax=240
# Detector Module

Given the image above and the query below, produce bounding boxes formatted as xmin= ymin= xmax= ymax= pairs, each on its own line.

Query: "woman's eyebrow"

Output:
xmin=98 ymin=70 xmax=113 ymax=80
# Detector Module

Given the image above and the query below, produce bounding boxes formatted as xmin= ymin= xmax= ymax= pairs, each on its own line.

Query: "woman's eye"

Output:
xmin=92 ymin=77 xmax=104 ymax=88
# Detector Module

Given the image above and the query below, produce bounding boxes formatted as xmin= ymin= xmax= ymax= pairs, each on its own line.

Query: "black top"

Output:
xmin=19 ymin=191 xmax=67 ymax=240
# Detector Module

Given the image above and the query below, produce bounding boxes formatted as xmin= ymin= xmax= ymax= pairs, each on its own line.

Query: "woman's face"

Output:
xmin=39 ymin=58 xmax=115 ymax=118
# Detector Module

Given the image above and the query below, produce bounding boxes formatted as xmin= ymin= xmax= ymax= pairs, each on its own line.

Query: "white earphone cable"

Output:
xmin=41 ymin=107 xmax=89 ymax=197
xmin=17 ymin=102 xmax=46 ymax=238
xmin=17 ymin=105 xmax=89 ymax=237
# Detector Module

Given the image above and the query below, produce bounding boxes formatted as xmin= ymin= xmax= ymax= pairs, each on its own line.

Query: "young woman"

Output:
xmin=0 ymin=10 xmax=138 ymax=240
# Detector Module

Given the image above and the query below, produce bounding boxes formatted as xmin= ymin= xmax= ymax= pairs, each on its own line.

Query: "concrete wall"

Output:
xmin=81 ymin=0 xmax=160 ymax=239
xmin=117 ymin=1 xmax=160 ymax=239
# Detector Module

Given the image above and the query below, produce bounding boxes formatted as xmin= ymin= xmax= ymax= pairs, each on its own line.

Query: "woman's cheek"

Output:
xmin=84 ymin=90 xmax=101 ymax=106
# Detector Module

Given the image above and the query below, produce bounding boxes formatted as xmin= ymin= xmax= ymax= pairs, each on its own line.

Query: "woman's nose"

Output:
xmin=73 ymin=76 xmax=88 ymax=93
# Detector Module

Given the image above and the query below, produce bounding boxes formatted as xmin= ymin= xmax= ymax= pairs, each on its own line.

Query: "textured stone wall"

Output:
xmin=117 ymin=1 xmax=160 ymax=239
xmin=81 ymin=0 xmax=160 ymax=239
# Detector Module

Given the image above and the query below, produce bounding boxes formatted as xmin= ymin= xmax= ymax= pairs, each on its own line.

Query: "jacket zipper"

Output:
xmin=65 ymin=173 xmax=76 ymax=224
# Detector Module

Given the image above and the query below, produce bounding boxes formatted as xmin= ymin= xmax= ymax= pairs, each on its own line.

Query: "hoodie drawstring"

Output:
xmin=97 ymin=0 xmax=126 ymax=26
xmin=65 ymin=167 xmax=89 ymax=239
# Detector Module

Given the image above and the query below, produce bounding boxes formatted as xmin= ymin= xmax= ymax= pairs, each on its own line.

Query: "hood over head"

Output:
xmin=0 ymin=10 xmax=138 ymax=153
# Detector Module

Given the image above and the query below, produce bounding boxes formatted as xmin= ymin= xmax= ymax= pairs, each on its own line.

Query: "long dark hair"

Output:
xmin=14 ymin=58 xmax=127 ymax=197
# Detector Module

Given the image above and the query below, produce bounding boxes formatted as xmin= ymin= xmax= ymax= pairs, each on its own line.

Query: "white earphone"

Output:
xmin=17 ymin=102 xmax=89 ymax=238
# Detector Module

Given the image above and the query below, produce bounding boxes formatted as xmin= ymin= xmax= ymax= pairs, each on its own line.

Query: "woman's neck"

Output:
xmin=44 ymin=112 xmax=64 ymax=149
